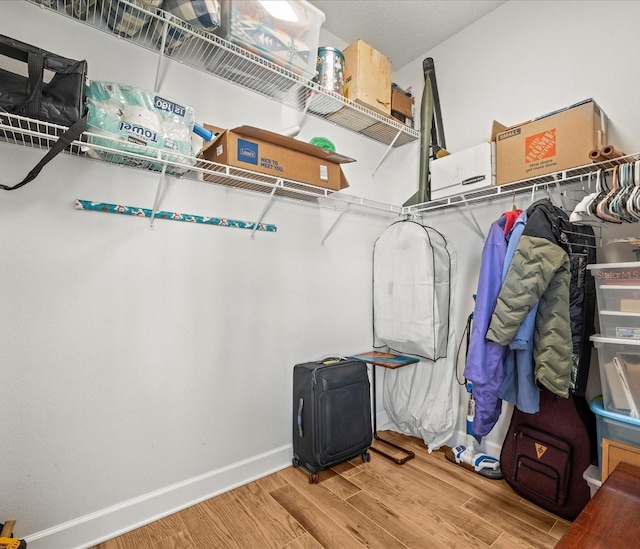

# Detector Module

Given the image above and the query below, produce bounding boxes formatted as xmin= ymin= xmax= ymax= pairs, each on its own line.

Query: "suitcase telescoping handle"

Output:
xmin=297 ymin=398 xmax=304 ymax=437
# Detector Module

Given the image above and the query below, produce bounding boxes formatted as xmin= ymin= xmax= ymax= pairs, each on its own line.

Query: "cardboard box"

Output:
xmin=343 ymin=39 xmax=391 ymax=116
xmin=430 ymin=142 xmax=495 ymax=200
xmin=391 ymin=87 xmax=413 ymax=127
xmin=495 ymin=99 xmax=607 ymax=185
xmin=391 ymin=88 xmax=413 ymax=119
xmin=198 ymin=125 xmax=353 ymax=192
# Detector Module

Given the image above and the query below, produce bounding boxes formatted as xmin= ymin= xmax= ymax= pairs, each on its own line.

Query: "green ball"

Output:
xmin=309 ymin=136 xmax=336 ymax=152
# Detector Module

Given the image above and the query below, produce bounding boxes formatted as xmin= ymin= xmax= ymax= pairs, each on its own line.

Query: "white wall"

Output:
xmin=0 ymin=2 xmax=395 ymax=547
xmin=3 ymin=1 xmax=640 ymax=546
xmin=390 ymin=0 xmax=640 ymax=453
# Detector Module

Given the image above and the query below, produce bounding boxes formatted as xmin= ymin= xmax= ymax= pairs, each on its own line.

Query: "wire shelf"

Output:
xmin=0 ymin=112 xmax=403 ymax=219
xmin=403 ymin=154 xmax=640 ymax=216
xmin=26 ymin=0 xmax=419 ymax=148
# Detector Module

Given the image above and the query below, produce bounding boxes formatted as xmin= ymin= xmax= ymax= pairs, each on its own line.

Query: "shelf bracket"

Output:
xmin=153 ymin=14 xmax=171 ymax=93
xmin=460 ymin=194 xmax=486 ymax=240
xmin=554 ymin=176 xmax=569 ymax=211
xmin=250 ymin=183 xmax=279 ymax=239
xmin=321 ymin=203 xmax=352 ymax=246
xmin=372 ymin=129 xmax=402 ymax=176
xmin=149 ymin=162 xmax=168 ymax=228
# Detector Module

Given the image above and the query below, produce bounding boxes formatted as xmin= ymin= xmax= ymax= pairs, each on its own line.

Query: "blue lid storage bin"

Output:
xmin=589 ymin=396 xmax=640 ymax=475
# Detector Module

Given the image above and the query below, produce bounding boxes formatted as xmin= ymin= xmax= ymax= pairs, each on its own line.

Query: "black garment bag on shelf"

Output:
xmin=0 ymin=34 xmax=88 ymax=190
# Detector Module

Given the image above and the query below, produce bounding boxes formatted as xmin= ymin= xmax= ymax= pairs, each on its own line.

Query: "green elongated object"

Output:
xmin=404 ymin=58 xmax=443 ymax=207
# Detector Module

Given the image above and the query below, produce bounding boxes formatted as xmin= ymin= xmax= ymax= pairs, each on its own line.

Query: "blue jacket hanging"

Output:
xmin=464 ymin=214 xmax=508 ymax=437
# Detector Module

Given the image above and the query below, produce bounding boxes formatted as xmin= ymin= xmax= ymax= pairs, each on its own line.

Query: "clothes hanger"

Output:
xmin=610 ymin=162 xmax=635 ymax=222
xmin=626 ymin=160 xmax=640 ymax=222
xmin=596 ymin=165 xmax=624 ymax=223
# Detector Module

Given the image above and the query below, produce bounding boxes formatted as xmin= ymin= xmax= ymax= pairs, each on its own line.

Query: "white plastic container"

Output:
xmin=591 ymin=335 xmax=640 ymax=417
xmin=218 ymin=0 xmax=325 ymax=78
xmin=588 ymin=262 xmax=640 ymax=339
xmin=582 ymin=464 xmax=602 ymax=498
xmin=430 ymin=142 xmax=495 ymax=200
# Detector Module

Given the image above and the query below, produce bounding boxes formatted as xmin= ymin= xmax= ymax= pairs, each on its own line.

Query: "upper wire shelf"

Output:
xmin=0 ymin=112 xmax=403 ymax=220
xmin=4 ymin=110 xmax=637 ymax=224
xmin=26 ymin=0 xmax=419 ymax=148
xmin=402 ymin=154 xmax=640 ymax=216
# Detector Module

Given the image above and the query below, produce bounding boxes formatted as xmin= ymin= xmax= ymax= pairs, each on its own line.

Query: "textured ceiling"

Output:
xmin=308 ymin=0 xmax=506 ymax=69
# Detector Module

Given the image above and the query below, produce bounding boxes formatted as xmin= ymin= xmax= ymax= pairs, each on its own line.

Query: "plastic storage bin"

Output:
xmin=590 ymin=396 xmax=640 ymax=473
xmin=588 ymin=262 xmax=640 ymax=339
xmin=217 ymin=0 xmax=325 ymax=78
xmin=591 ymin=335 xmax=640 ymax=417
xmin=582 ymin=464 xmax=602 ymax=498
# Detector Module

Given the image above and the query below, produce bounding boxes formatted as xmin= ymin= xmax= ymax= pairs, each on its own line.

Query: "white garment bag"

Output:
xmin=373 ymin=220 xmax=458 ymax=450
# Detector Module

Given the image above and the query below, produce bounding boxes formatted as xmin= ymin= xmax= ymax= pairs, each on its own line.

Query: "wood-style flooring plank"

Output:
xmin=281 ymin=533 xmax=324 ymax=549
xmin=270 ymin=483 xmax=365 ymax=548
xmin=364 ymin=449 xmax=505 ymax=545
xmin=345 ymin=490 xmax=452 ymax=549
xmin=320 ymin=470 xmax=362 ymax=500
xmin=142 ymin=513 xmax=188 ymax=546
xmin=254 ymin=469 xmax=290 ymax=493
xmin=548 ymin=519 xmax=571 ymax=540
xmin=202 ymin=490 xmax=287 ymax=549
xmin=151 ymin=529 xmax=195 ymax=549
xmin=98 ymin=527 xmax=152 ymax=549
xmin=349 ymin=459 xmax=497 ymax=548
xmin=490 ymin=531 xmax=545 ymax=549
xmin=232 ymin=479 xmax=306 ymax=546
xmin=172 ymin=495 xmax=240 ymax=549
xmin=463 ymin=496 xmax=559 ymax=549
xmin=329 ymin=459 xmax=366 ymax=479
xmin=385 ymin=433 xmax=566 ymax=533
xmin=90 ymin=430 xmax=570 ymax=549
xmin=278 ymin=465 xmax=406 ymax=549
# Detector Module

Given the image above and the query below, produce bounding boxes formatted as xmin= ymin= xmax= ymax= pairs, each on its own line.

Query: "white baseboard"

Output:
xmin=24 ymin=444 xmax=293 ymax=549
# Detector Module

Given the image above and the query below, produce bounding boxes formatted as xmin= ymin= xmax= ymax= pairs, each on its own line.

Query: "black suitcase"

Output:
xmin=292 ymin=357 xmax=372 ymax=483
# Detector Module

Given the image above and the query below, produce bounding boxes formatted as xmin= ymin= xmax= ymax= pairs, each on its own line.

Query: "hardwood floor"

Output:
xmin=90 ymin=431 xmax=571 ymax=548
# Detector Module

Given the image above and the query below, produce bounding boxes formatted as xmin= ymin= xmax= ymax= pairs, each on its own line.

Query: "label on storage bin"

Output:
xmin=616 ymin=327 xmax=640 ymax=339
xmin=595 ymin=267 xmax=640 ymax=282
xmin=319 ymin=165 xmax=328 ymax=181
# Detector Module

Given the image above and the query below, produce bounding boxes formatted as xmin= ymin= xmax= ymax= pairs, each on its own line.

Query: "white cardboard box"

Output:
xmin=430 ymin=142 xmax=495 ymax=200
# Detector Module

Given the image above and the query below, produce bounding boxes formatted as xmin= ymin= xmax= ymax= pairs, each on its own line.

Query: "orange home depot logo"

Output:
xmin=525 ymin=129 xmax=556 ymax=163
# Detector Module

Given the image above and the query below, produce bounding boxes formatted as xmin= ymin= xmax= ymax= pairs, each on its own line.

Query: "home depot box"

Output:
xmin=495 ymin=99 xmax=607 ymax=185
xmin=430 ymin=142 xmax=495 ymax=200
xmin=198 ymin=125 xmax=352 ymax=191
xmin=343 ymin=39 xmax=391 ymax=116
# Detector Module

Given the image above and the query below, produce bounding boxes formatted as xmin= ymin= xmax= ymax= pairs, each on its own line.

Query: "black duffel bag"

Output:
xmin=0 ymin=34 xmax=88 ymax=190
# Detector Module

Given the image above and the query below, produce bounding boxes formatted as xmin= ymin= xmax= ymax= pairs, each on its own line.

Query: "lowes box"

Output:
xmin=198 ymin=125 xmax=352 ymax=191
xmin=430 ymin=142 xmax=495 ymax=200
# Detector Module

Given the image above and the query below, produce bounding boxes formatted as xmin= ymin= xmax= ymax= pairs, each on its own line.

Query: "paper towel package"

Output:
xmin=430 ymin=142 xmax=495 ymax=200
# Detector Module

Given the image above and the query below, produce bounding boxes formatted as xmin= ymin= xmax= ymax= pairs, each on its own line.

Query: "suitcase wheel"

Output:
xmin=362 ymin=451 xmax=371 ymax=463
xmin=309 ymin=472 xmax=319 ymax=484
xmin=292 ymin=457 xmax=300 ymax=467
